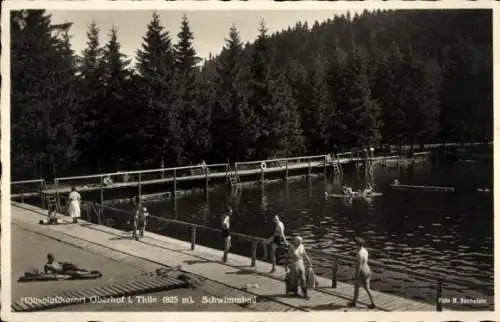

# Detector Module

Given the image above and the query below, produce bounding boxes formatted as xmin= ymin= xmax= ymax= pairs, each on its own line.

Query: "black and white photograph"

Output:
xmin=1 ymin=1 xmax=496 ymax=319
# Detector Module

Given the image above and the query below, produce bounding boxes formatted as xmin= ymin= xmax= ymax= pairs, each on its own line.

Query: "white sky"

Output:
xmin=48 ymin=9 xmax=362 ymax=64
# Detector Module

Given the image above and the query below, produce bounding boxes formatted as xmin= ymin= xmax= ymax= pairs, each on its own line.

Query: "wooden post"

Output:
xmin=436 ymin=280 xmax=443 ymax=311
xmin=331 ymin=259 xmax=338 ymax=288
xmin=261 ymin=164 xmax=265 ymax=185
xmin=251 ymin=240 xmax=258 ymax=267
xmin=225 ymin=164 xmax=229 ymax=183
xmin=99 ymin=176 xmax=104 ymax=225
xmin=204 ymin=167 xmax=209 ymax=201
xmin=190 ymin=226 xmax=197 ymax=250
xmin=55 ymin=179 xmax=60 ymax=213
xmin=173 ymin=169 xmax=177 ymax=197
xmin=138 ymin=173 xmax=142 ymax=200
xmin=323 ymin=156 xmax=327 ymax=181
xmin=285 ymin=160 xmax=289 ymax=181
xmin=308 ymin=159 xmax=312 ymax=180
xmin=161 ymin=156 xmax=165 ymax=179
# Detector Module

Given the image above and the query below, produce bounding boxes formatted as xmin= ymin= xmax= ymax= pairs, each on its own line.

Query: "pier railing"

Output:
xmin=68 ymin=201 xmax=492 ymax=311
xmin=11 ymin=179 xmax=46 ymax=201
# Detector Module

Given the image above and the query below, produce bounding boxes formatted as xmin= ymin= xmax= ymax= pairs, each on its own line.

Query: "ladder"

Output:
xmin=40 ymin=180 xmax=58 ymax=212
xmin=227 ymin=166 xmax=241 ymax=188
xmin=331 ymin=154 xmax=343 ymax=182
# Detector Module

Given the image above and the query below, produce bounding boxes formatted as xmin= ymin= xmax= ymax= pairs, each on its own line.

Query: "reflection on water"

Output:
xmin=131 ymin=159 xmax=494 ymax=307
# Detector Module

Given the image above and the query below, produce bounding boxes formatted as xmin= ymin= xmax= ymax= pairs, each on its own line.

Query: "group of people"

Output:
xmin=341 ymin=183 xmax=375 ymax=198
xmin=45 ymin=186 xmax=82 ymax=224
xmin=46 ymin=186 xmax=148 ymax=242
xmin=220 ymin=208 xmax=376 ymax=308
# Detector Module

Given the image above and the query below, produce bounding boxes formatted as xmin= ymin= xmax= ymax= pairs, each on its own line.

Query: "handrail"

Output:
xmin=236 ymin=155 xmax=327 ymax=167
xmin=37 ymin=141 xmax=493 ymax=185
xmin=11 ymin=179 xmax=45 ymax=186
xmin=55 ymin=163 xmax=229 ymax=183
xmin=96 ymin=203 xmax=491 ymax=294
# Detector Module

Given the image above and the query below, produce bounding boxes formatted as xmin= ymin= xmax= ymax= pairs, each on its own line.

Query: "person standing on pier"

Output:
xmin=348 ymin=236 xmax=376 ymax=309
xmin=221 ymin=207 xmax=232 ymax=263
xmin=287 ymin=236 xmax=313 ymax=299
xmin=130 ymin=196 xmax=148 ymax=240
xmin=264 ymin=215 xmax=288 ymax=273
xmin=68 ymin=186 xmax=81 ymax=224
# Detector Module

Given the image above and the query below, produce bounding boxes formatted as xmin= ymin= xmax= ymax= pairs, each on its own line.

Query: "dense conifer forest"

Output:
xmin=10 ymin=9 xmax=492 ymax=180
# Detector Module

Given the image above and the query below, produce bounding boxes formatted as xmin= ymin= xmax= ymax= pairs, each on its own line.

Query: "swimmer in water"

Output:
xmin=363 ymin=184 xmax=374 ymax=196
xmin=348 ymin=237 xmax=376 ymax=309
xmin=392 ymin=179 xmax=399 ymax=186
xmin=221 ymin=207 xmax=232 ymax=263
xmin=342 ymin=185 xmax=354 ymax=196
xmin=264 ymin=215 xmax=288 ymax=273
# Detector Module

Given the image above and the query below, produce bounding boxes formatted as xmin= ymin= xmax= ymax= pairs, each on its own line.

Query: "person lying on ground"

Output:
xmin=44 ymin=253 xmax=89 ymax=275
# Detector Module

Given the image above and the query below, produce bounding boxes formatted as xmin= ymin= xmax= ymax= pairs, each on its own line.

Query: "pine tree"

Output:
xmin=78 ymin=21 xmax=106 ymax=172
xmin=247 ymin=21 xmax=275 ymax=159
xmin=212 ymin=24 xmax=245 ymax=162
xmin=302 ymin=55 xmax=334 ymax=154
xmin=11 ymin=10 xmax=79 ymax=179
xmin=403 ymin=55 xmax=442 ymax=148
xmin=373 ymin=44 xmax=406 ymax=148
xmin=268 ymin=69 xmax=304 ymax=157
xmin=100 ymin=26 xmax=131 ymax=171
xmin=135 ymin=11 xmax=176 ymax=167
xmin=173 ymin=14 xmax=207 ymax=164
xmin=342 ymin=46 xmax=382 ymax=148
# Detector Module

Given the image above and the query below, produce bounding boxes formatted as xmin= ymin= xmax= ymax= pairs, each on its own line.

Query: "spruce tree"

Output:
xmin=11 ymin=10 xmax=79 ymax=179
xmin=100 ymin=26 xmax=131 ymax=171
xmin=212 ymin=24 xmax=246 ymax=162
xmin=135 ymin=11 xmax=176 ymax=167
xmin=302 ymin=55 xmax=334 ymax=154
xmin=78 ymin=21 xmax=106 ymax=171
xmin=173 ymin=14 xmax=207 ymax=164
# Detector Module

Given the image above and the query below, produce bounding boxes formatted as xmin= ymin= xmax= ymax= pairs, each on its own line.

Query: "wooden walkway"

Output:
xmin=13 ymin=155 xmax=407 ymax=197
xmin=11 ymin=202 xmax=439 ymax=312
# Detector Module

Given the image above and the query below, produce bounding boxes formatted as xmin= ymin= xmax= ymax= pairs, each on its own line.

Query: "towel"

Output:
xmin=306 ymin=267 xmax=317 ymax=289
xmin=18 ymin=270 xmax=102 ymax=282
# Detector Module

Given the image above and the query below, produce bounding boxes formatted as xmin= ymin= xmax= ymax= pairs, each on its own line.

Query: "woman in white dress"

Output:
xmin=68 ymin=186 xmax=81 ymax=223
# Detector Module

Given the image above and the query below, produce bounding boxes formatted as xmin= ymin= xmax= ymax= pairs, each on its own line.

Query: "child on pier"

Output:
xmin=130 ymin=197 xmax=149 ymax=240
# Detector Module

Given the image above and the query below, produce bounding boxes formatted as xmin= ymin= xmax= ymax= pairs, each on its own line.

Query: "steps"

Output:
xmin=227 ymin=166 xmax=241 ymax=188
xmin=40 ymin=180 xmax=58 ymax=212
xmin=331 ymin=154 xmax=343 ymax=182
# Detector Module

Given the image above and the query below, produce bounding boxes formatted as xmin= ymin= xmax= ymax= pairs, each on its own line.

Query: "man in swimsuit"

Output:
xmin=44 ymin=253 xmax=87 ymax=275
xmin=348 ymin=237 xmax=376 ymax=309
xmin=264 ymin=215 xmax=288 ymax=273
xmin=221 ymin=207 xmax=232 ymax=263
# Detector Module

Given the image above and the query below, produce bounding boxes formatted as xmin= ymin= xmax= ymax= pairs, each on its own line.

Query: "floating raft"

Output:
xmin=390 ymin=184 xmax=455 ymax=192
xmin=325 ymin=192 xmax=383 ymax=198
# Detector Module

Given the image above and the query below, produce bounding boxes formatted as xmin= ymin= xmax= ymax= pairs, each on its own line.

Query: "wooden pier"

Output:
xmin=11 ymin=153 xmax=424 ymax=201
xmin=10 ymin=202 xmax=493 ymax=312
xmin=390 ymin=184 xmax=456 ymax=192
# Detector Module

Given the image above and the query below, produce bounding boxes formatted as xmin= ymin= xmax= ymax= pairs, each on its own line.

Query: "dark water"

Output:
xmin=106 ymin=157 xmax=493 ymax=309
